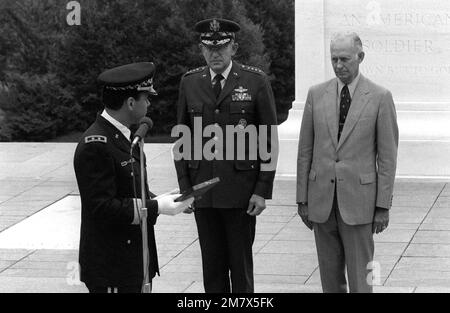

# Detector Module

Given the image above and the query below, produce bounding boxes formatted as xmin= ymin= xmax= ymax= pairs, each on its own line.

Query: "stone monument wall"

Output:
xmin=278 ymin=0 xmax=450 ymax=178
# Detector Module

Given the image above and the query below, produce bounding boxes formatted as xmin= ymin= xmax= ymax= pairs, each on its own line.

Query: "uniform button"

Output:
xmin=215 ymin=109 xmax=220 ymax=114
xmin=241 ymin=109 xmax=246 ymax=113
xmin=130 ymin=172 xmax=134 ymax=177
xmin=331 ymin=179 xmax=335 ymax=183
xmin=127 ymin=240 xmax=131 ymax=244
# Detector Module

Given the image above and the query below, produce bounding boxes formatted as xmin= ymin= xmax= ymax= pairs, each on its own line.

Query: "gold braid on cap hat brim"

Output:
xmin=104 ymin=77 xmax=154 ymax=91
xmin=202 ymin=38 xmax=233 ymax=46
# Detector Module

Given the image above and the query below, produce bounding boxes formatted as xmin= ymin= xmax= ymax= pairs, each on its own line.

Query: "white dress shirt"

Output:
xmin=337 ymin=72 xmax=361 ymax=102
xmin=101 ymin=110 xmax=131 ymax=142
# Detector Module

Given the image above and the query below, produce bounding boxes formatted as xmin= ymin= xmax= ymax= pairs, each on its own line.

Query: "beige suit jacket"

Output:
xmin=296 ymin=75 xmax=399 ymax=225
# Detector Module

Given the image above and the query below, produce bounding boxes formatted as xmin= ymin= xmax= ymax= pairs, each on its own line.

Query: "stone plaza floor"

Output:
xmin=0 ymin=143 xmax=450 ymax=293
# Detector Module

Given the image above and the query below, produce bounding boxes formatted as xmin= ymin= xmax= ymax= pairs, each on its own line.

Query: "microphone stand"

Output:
xmin=139 ymin=139 xmax=152 ymax=293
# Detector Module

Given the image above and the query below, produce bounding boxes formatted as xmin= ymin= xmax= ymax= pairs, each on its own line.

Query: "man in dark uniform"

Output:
xmin=74 ymin=62 xmax=193 ymax=293
xmin=174 ymin=18 xmax=278 ymax=293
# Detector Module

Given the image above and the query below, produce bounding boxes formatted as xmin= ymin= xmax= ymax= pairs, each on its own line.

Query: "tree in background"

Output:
xmin=244 ymin=0 xmax=295 ymax=124
xmin=0 ymin=0 xmax=82 ymax=140
xmin=56 ymin=0 xmax=268 ymax=134
xmin=0 ymin=0 xmax=294 ymax=141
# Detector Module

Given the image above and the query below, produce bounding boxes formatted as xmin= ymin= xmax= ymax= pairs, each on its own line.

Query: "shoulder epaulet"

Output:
xmin=184 ymin=66 xmax=206 ymax=76
xmin=240 ymin=64 xmax=265 ymax=75
xmin=85 ymin=135 xmax=107 ymax=144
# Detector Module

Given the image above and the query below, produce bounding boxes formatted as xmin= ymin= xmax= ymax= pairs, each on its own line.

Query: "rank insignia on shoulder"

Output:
xmin=240 ymin=64 xmax=264 ymax=75
xmin=232 ymin=86 xmax=252 ymax=101
xmin=85 ymin=135 xmax=107 ymax=144
xmin=185 ymin=66 xmax=206 ymax=76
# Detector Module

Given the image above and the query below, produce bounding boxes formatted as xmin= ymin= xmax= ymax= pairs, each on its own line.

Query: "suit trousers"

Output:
xmin=194 ymin=207 xmax=256 ymax=293
xmin=313 ymin=191 xmax=374 ymax=293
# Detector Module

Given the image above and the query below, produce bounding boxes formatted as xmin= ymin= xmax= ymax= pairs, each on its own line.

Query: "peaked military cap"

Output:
xmin=195 ymin=18 xmax=241 ymax=48
xmin=97 ymin=62 xmax=157 ymax=95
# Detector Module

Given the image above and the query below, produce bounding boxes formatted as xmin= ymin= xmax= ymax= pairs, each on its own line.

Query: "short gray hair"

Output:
xmin=330 ymin=32 xmax=363 ymax=53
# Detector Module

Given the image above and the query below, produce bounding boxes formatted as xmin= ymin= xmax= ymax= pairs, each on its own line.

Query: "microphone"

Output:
xmin=131 ymin=117 xmax=153 ymax=149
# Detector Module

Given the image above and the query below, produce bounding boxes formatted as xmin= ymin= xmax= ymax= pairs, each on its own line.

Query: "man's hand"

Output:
xmin=247 ymin=194 xmax=266 ymax=216
xmin=183 ymin=202 xmax=195 ymax=214
xmin=373 ymin=207 xmax=389 ymax=234
xmin=298 ymin=203 xmax=313 ymax=230
xmin=156 ymin=194 xmax=194 ymax=216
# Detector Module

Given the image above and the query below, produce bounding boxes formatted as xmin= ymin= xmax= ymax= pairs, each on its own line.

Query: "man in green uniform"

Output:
xmin=174 ymin=18 xmax=278 ymax=293
xmin=74 ymin=62 xmax=193 ymax=293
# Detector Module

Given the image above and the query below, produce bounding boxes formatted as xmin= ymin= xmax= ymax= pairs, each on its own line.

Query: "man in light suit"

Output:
xmin=296 ymin=32 xmax=399 ymax=293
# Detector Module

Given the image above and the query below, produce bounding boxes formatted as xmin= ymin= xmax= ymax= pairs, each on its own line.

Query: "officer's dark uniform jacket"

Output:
xmin=74 ymin=115 xmax=159 ymax=287
xmin=175 ymin=62 xmax=278 ymax=209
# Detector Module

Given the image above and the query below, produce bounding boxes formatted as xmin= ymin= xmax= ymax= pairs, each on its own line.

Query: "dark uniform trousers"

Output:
xmin=313 ymin=189 xmax=374 ymax=293
xmin=86 ymin=284 xmax=144 ymax=293
xmin=195 ymin=208 xmax=256 ymax=293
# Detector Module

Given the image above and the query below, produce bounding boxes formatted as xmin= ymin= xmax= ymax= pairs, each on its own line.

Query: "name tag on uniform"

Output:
xmin=121 ymin=158 xmax=136 ymax=167
xmin=232 ymin=86 xmax=252 ymax=101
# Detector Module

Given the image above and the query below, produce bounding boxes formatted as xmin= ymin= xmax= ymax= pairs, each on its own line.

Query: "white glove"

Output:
xmin=156 ymin=194 xmax=194 ymax=216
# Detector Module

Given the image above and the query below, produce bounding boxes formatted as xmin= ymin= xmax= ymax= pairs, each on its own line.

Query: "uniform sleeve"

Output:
xmin=144 ymin=173 xmax=159 ymax=225
xmin=174 ymin=77 xmax=192 ymax=193
xmin=74 ymin=143 xmax=158 ymax=224
xmin=132 ymin=198 xmax=159 ymax=225
xmin=376 ymin=90 xmax=399 ymax=209
xmin=253 ymin=75 xmax=279 ymax=199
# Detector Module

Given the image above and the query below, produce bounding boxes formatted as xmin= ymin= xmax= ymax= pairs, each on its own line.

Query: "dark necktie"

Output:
xmin=129 ymin=124 xmax=138 ymax=142
xmin=338 ymin=85 xmax=351 ymax=141
xmin=212 ymin=74 xmax=224 ymax=99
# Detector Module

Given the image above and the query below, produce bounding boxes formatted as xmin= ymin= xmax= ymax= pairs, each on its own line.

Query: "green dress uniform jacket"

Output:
xmin=175 ymin=62 xmax=278 ymax=209
xmin=74 ymin=115 xmax=159 ymax=288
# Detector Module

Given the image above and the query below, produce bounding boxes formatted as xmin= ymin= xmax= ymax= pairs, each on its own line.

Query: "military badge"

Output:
xmin=232 ymin=86 xmax=252 ymax=101
xmin=121 ymin=158 xmax=136 ymax=167
xmin=85 ymin=135 xmax=107 ymax=144
xmin=238 ymin=119 xmax=248 ymax=129
xmin=210 ymin=19 xmax=220 ymax=32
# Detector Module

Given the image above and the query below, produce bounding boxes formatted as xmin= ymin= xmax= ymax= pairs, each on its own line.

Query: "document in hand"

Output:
xmin=153 ymin=189 xmax=180 ymax=200
xmin=175 ymin=177 xmax=221 ymax=202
